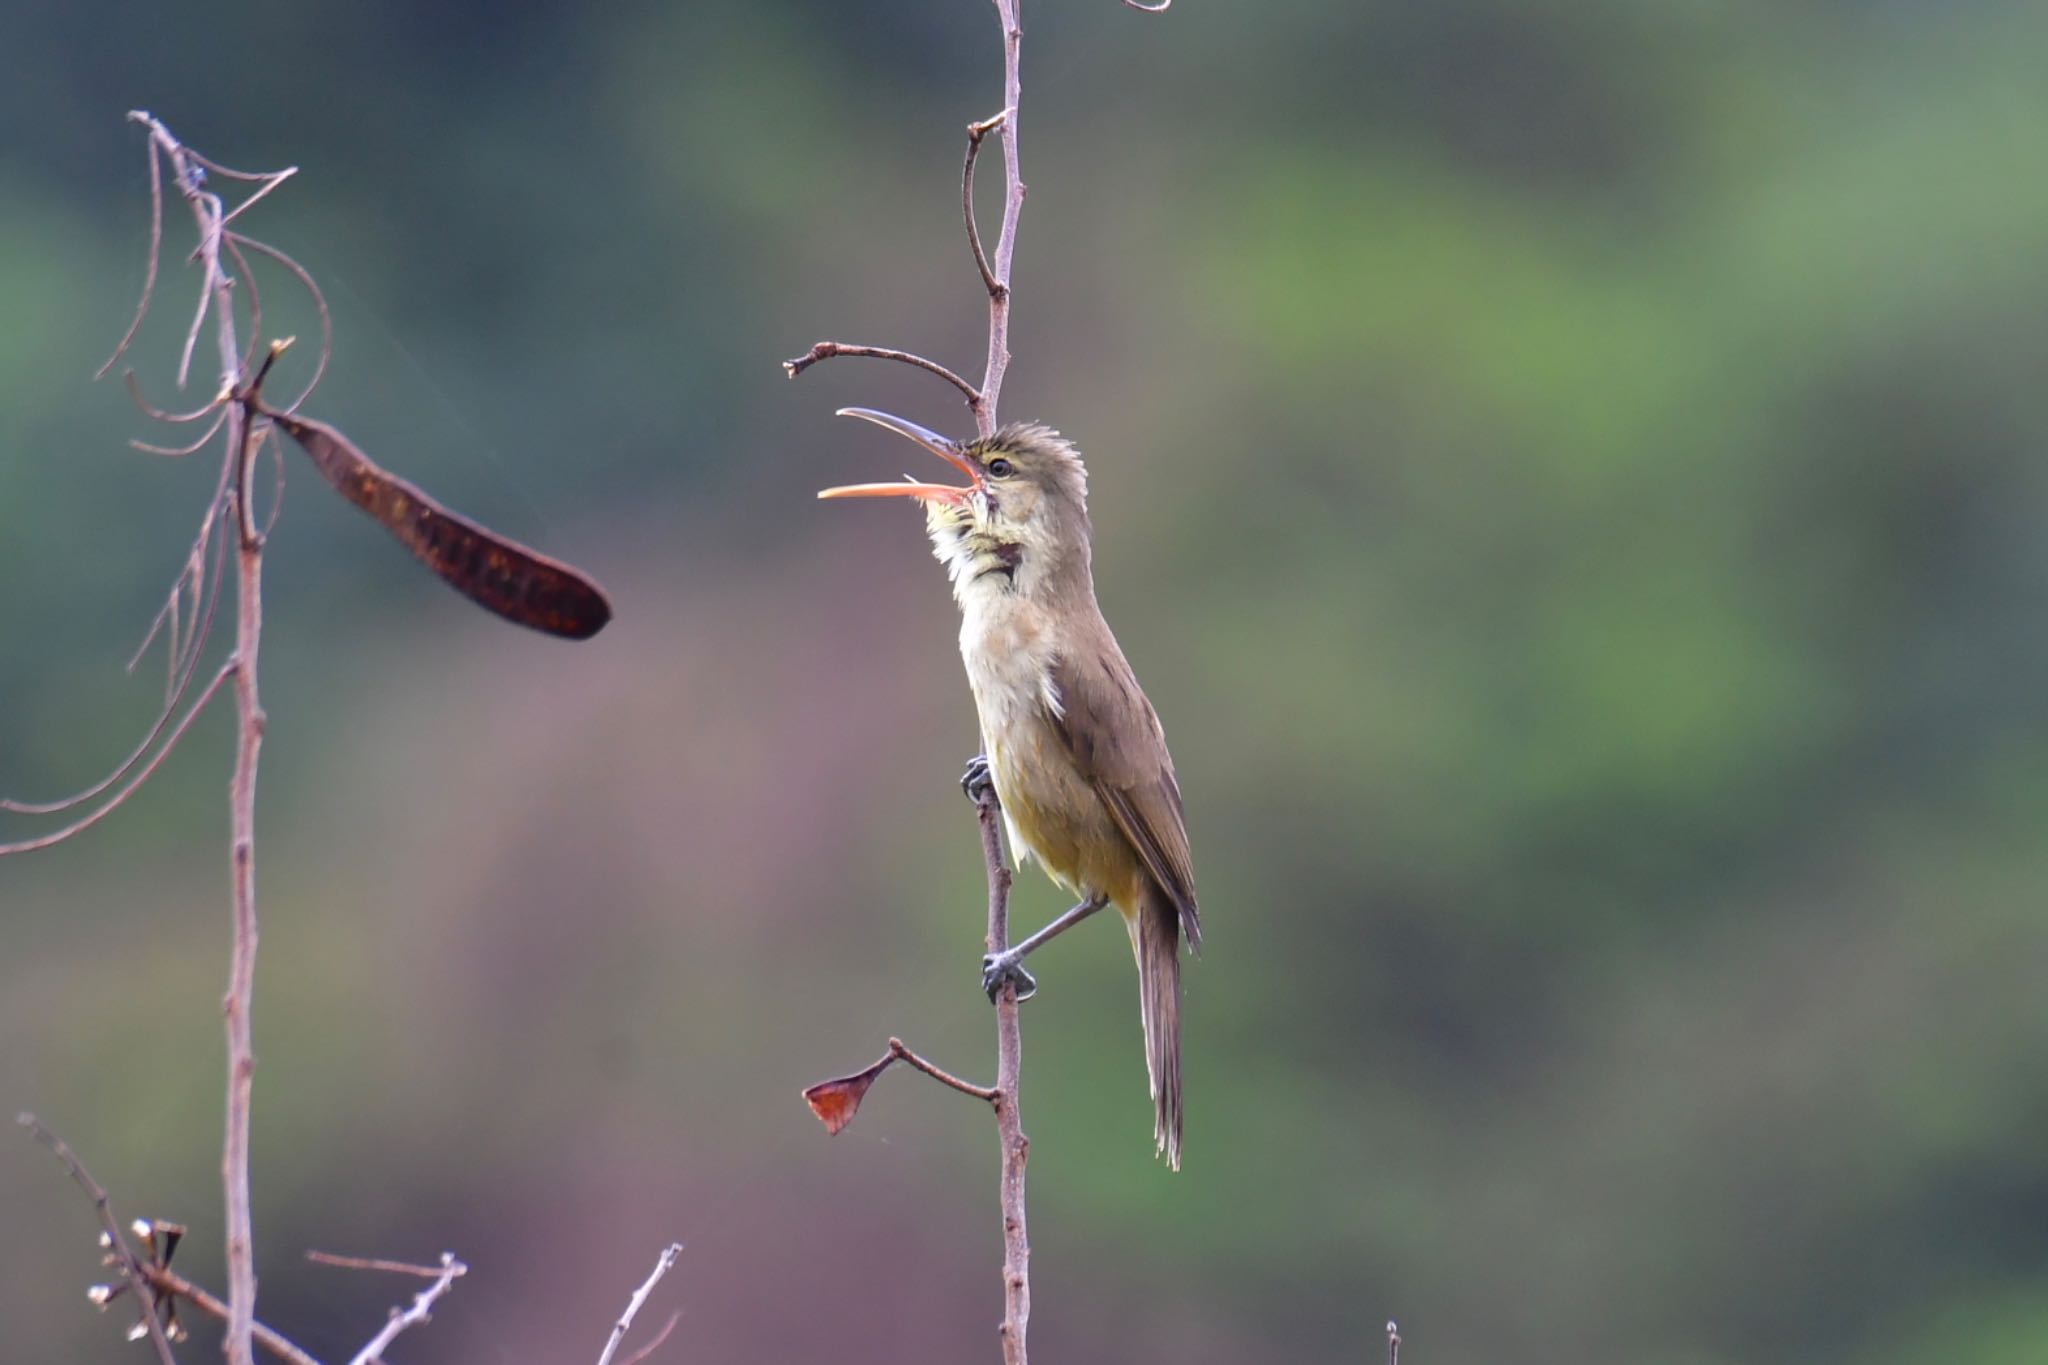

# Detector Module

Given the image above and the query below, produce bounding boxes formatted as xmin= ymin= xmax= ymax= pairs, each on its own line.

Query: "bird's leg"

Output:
xmin=983 ymin=893 xmax=1110 ymax=1003
xmin=961 ymin=753 xmax=997 ymax=805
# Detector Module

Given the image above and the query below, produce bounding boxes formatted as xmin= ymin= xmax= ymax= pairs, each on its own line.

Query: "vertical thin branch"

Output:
xmin=223 ymin=398 xmax=265 ymax=1365
xmin=134 ymin=109 xmax=267 ymax=1365
xmin=977 ymin=0 xmax=1027 ymax=440
xmin=981 ymin=7 xmax=1031 ymax=1359
xmin=975 ymin=785 xmax=1028 ymax=1365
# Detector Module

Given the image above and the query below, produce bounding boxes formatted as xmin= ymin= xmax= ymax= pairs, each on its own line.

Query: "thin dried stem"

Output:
xmin=595 ymin=1243 xmax=684 ymax=1365
xmin=174 ymin=213 xmax=219 ymax=391
xmin=223 ymin=232 xmax=266 ymax=379
xmin=344 ymin=1252 xmax=466 ymax=1365
xmin=976 ymin=0 xmax=1027 ymax=440
xmin=131 ymin=406 xmax=231 ymax=457
xmin=228 ymin=235 xmax=332 ymax=413
xmin=2 ymin=510 xmax=224 ymax=817
xmin=183 ymin=147 xmax=291 ymax=183
xmin=0 ymin=663 xmax=236 ymax=854
xmin=128 ymin=108 xmax=274 ymax=1365
xmin=216 ymin=169 xmax=297 ymax=233
xmin=1387 ymin=1320 xmax=1402 ymax=1365
xmin=123 ymin=369 xmax=225 ymax=425
xmin=974 ymin=779 xmax=1030 ymax=1365
xmin=890 ymin=1036 xmax=1001 ymax=1103
xmin=140 ymin=1267 xmax=320 ymax=1365
xmin=782 ymin=342 xmax=980 ymax=409
xmin=305 ymin=1250 xmax=459 ymax=1278
xmin=18 ymin=1115 xmax=181 ymax=1365
xmin=963 ymin=110 xmax=1011 ymax=301
xmin=97 ymin=138 xmax=166 ymax=381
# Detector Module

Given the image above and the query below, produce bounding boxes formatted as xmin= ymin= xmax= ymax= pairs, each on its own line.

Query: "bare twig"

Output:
xmin=132 ymin=406 xmax=231 ymax=457
xmin=344 ymin=1252 xmax=465 ymax=1365
xmin=0 ymin=662 xmax=236 ymax=854
xmin=139 ymin=1267 xmax=321 ymax=1365
xmin=123 ymin=369 xmax=225 ymax=425
xmin=227 ymin=234 xmax=332 ymax=414
xmin=97 ymin=137 xmax=165 ymax=380
xmin=782 ymin=342 xmax=981 ymax=409
xmin=1388 ymin=1320 xmax=1402 ymax=1365
xmin=595 ymin=1243 xmax=684 ymax=1365
xmin=891 ymin=1037 xmax=1001 ymax=1102
xmin=976 ymin=0 xmax=1027 ymax=440
xmin=963 ymin=110 xmax=1011 ymax=301
xmin=305 ymin=1251 xmax=461 ymax=1278
xmin=128 ymin=108 xmax=278 ymax=1365
xmin=19 ymin=1114 xmax=181 ymax=1365
xmin=2 ymin=516 xmax=225 ymax=818
xmin=974 ymin=780 xmax=1030 ymax=1365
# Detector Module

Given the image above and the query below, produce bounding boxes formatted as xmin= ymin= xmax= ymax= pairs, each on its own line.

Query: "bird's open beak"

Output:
xmin=817 ymin=407 xmax=983 ymax=505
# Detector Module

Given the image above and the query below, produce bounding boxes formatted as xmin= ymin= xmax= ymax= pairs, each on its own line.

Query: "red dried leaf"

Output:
xmin=802 ymin=1057 xmax=896 ymax=1136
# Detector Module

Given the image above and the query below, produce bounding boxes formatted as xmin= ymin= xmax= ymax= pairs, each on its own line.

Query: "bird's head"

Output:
xmin=818 ymin=408 xmax=1091 ymax=595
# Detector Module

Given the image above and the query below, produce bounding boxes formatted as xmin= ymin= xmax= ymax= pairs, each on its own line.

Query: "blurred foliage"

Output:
xmin=6 ymin=2 xmax=2048 ymax=1363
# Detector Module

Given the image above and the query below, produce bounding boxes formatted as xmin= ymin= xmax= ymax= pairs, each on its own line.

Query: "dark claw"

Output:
xmin=981 ymin=952 xmax=1037 ymax=1003
xmin=961 ymin=754 xmax=997 ymax=805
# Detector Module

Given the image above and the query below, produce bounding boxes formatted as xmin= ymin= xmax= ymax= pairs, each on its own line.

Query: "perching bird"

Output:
xmin=819 ymin=408 xmax=1200 ymax=1168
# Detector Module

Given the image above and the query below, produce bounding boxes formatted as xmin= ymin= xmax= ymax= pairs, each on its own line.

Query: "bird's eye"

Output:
xmin=986 ymin=457 xmax=1015 ymax=478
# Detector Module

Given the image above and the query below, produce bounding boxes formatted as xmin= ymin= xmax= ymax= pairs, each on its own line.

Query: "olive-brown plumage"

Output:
xmin=820 ymin=411 xmax=1199 ymax=1167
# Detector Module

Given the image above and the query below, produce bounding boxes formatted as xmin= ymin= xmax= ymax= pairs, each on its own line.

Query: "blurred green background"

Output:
xmin=6 ymin=2 xmax=2048 ymax=1361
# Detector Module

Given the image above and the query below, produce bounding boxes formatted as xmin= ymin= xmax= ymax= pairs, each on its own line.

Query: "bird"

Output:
xmin=819 ymin=407 xmax=1200 ymax=1168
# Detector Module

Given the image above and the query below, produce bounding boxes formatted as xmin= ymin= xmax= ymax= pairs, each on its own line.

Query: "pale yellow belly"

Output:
xmin=987 ymin=719 xmax=1145 ymax=917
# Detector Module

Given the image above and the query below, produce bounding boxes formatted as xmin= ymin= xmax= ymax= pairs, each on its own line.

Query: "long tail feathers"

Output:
xmin=1135 ymin=889 xmax=1183 ymax=1170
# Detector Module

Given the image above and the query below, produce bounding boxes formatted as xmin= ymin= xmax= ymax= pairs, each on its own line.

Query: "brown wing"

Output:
xmin=1046 ymin=641 xmax=1200 ymax=950
xmin=271 ymin=412 xmax=612 ymax=640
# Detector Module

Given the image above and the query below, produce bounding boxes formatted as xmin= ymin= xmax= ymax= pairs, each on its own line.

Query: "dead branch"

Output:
xmin=963 ymin=110 xmax=1011 ymax=300
xmin=594 ymin=1243 xmax=684 ymax=1365
xmin=139 ymin=1267 xmax=321 ymax=1365
xmin=343 ymin=1253 xmax=466 ymax=1365
xmin=18 ymin=1115 xmax=180 ymax=1365
xmin=782 ymin=342 xmax=981 ymax=409
xmin=305 ymin=1251 xmax=461 ymax=1278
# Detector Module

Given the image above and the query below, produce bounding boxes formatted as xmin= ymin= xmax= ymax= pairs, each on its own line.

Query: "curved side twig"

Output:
xmin=222 ymin=231 xmax=266 ymax=379
xmin=227 ymin=233 xmax=331 ymax=413
xmin=123 ymin=368 xmax=223 ymax=425
xmin=0 ymin=663 xmax=236 ymax=855
xmin=964 ymin=110 xmax=1012 ymax=300
xmin=3 ymin=506 xmax=225 ymax=816
xmin=130 ymin=406 xmax=230 ymax=457
xmin=782 ymin=342 xmax=981 ymax=408
xmin=97 ymin=139 xmax=167 ymax=382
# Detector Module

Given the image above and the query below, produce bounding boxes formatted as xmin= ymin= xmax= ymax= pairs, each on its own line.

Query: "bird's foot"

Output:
xmin=961 ymin=754 xmax=997 ymax=806
xmin=981 ymin=949 xmax=1037 ymax=1003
